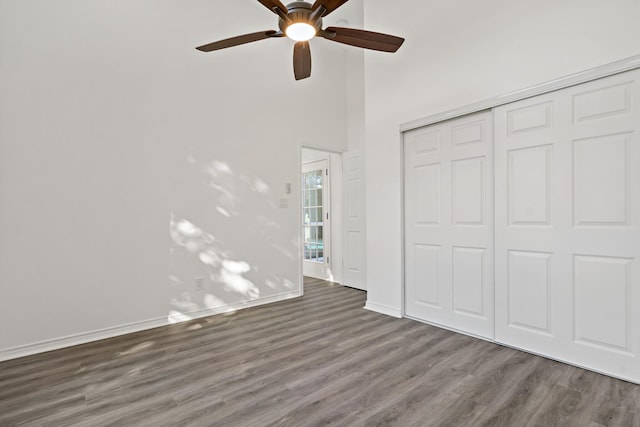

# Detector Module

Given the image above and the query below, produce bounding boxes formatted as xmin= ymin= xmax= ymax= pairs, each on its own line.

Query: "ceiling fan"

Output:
xmin=195 ymin=0 xmax=405 ymax=80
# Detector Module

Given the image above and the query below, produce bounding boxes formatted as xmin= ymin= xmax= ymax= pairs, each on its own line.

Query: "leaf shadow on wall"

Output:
xmin=168 ymin=158 xmax=299 ymax=324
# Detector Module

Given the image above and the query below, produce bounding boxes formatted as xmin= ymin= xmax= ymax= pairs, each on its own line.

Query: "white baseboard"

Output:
xmin=364 ymin=301 xmax=402 ymax=318
xmin=0 ymin=290 xmax=302 ymax=362
xmin=0 ymin=317 xmax=168 ymax=362
xmin=169 ymin=290 xmax=302 ymax=322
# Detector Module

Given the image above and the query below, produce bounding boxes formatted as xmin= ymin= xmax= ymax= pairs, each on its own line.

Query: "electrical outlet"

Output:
xmin=195 ymin=277 xmax=204 ymax=291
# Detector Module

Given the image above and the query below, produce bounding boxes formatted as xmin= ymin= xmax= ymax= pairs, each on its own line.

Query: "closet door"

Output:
xmin=404 ymin=112 xmax=494 ymax=339
xmin=494 ymin=69 xmax=640 ymax=382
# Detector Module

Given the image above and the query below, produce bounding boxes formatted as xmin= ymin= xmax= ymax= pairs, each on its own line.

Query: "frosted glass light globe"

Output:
xmin=286 ymin=23 xmax=316 ymax=42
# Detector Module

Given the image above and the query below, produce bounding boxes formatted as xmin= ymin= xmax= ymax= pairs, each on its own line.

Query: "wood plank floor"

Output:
xmin=1 ymin=277 xmax=639 ymax=426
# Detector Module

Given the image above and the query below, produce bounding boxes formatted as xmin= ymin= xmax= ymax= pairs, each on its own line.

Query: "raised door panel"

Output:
xmin=508 ymin=101 xmax=554 ymax=134
xmin=452 ymin=247 xmax=486 ymax=318
xmin=573 ymin=134 xmax=630 ymax=227
xmin=573 ymin=82 xmax=632 ymax=123
xmin=573 ymin=255 xmax=631 ymax=352
xmin=507 ymin=145 xmax=553 ymax=226
xmin=507 ymin=250 xmax=553 ymax=336
xmin=452 ymin=120 xmax=484 ymax=147
xmin=346 ymin=231 xmax=361 ymax=275
xmin=347 ymin=178 xmax=361 ymax=219
xmin=413 ymin=164 xmax=441 ymax=225
xmin=413 ymin=244 xmax=442 ymax=308
xmin=452 ymin=158 xmax=485 ymax=226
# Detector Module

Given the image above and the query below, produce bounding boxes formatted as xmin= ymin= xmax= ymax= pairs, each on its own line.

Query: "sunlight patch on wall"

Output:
xmin=198 ymin=250 xmax=220 ymax=266
xmin=216 ymin=206 xmax=231 ymax=218
xmin=168 ymin=310 xmax=193 ymax=324
xmin=170 ymin=213 xmax=263 ymax=317
xmin=170 ymin=216 xmax=220 ymax=259
xmin=222 ymin=260 xmax=250 ymax=274
xmin=175 ymin=219 xmax=202 ymax=238
xmin=252 ymin=178 xmax=269 ymax=194
xmin=204 ymin=293 xmax=227 ymax=309
xmin=221 ymin=261 xmax=260 ymax=300
xmin=167 ymin=151 xmax=298 ymax=322
xmin=210 ymin=160 xmax=232 ymax=175
xmin=171 ymin=292 xmax=201 ymax=313
xmin=204 ymin=161 xmax=238 ymax=213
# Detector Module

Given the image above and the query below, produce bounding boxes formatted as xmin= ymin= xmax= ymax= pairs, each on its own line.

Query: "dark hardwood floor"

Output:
xmin=1 ymin=277 xmax=639 ymax=426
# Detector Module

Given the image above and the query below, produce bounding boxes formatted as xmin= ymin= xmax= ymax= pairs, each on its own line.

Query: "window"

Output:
xmin=302 ymin=168 xmax=324 ymax=263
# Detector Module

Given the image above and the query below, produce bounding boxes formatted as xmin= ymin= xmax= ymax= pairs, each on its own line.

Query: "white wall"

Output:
xmin=363 ymin=0 xmax=640 ymax=314
xmin=0 ymin=0 xmax=349 ymax=357
xmin=343 ymin=0 xmax=366 ymax=153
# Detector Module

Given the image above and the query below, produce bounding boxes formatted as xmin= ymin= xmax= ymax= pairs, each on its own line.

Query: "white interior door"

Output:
xmin=494 ymin=69 xmax=640 ymax=382
xmin=302 ymin=159 xmax=331 ymax=280
xmin=342 ymin=150 xmax=366 ymax=290
xmin=404 ymin=111 xmax=494 ymax=339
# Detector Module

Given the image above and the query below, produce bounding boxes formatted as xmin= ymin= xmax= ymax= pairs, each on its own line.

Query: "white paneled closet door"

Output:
xmin=494 ymin=69 xmax=640 ymax=382
xmin=342 ymin=150 xmax=366 ymax=290
xmin=404 ymin=112 xmax=494 ymax=339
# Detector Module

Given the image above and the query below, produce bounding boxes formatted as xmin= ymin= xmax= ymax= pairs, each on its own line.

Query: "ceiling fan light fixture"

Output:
xmin=195 ymin=0 xmax=405 ymax=80
xmin=285 ymin=22 xmax=317 ymax=41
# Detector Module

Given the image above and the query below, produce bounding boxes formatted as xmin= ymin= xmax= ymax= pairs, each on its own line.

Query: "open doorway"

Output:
xmin=301 ymin=148 xmax=342 ymax=283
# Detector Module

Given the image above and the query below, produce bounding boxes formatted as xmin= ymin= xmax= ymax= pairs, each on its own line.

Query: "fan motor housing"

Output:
xmin=279 ymin=2 xmax=322 ymax=33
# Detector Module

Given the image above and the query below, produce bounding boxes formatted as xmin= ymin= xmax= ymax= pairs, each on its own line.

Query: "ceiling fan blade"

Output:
xmin=322 ymin=27 xmax=404 ymax=52
xmin=293 ymin=41 xmax=311 ymax=80
xmin=256 ymin=0 xmax=288 ymax=14
xmin=311 ymin=0 xmax=349 ymax=16
xmin=196 ymin=30 xmax=278 ymax=52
